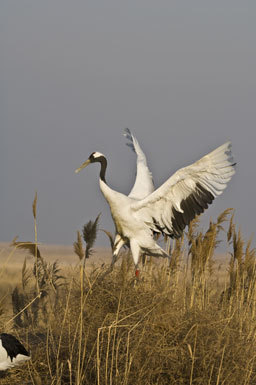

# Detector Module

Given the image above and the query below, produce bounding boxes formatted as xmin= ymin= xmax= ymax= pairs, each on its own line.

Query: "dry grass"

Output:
xmin=1 ymin=206 xmax=256 ymax=384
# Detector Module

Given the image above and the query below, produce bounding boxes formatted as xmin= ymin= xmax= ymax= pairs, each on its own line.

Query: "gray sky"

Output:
xmin=1 ymin=1 xmax=256 ymax=249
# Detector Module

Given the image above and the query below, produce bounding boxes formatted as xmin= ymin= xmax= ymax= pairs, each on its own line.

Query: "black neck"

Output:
xmin=98 ymin=156 xmax=107 ymax=182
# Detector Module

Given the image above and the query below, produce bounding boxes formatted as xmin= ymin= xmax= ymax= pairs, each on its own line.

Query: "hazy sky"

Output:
xmin=1 ymin=1 xmax=256 ymax=249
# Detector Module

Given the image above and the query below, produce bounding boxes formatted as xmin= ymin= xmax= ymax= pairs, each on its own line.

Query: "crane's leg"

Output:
xmin=111 ymin=234 xmax=125 ymax=268
xmin=159 ymin=245 xmax=171 ymax=267
xmin=100 ymin=235 xmax=126 ymax=280
xmin=141 ymin=244 xmax=171 ymax=270
xmin=130 ymin=240 xmax=141 ymax=278
xmin=141 ymin=253 xmax=147 ymax=266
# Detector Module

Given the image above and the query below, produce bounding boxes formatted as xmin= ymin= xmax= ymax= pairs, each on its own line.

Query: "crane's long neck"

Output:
xmin=98 ymin=156 xmax=107 ymax=183
xmin=98 ymin=156 xmax=119 ymax=206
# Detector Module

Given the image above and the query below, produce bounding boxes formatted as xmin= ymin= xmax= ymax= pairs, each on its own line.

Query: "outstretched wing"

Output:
xmin=131 ymin=142 xmax=236 ymax=239
xmin=124 ymin=128 xmax=154 ymax=199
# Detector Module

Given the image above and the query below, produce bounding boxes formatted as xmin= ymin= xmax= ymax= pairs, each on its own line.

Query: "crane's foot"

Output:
xmin=135 ymin=269 xmax=140 ymax=279
xmin=131 ymin=268 xmax=145 ymax=287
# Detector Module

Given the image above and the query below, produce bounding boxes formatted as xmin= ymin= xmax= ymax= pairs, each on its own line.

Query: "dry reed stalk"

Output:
xmin=33 ymin=191 xmax=40 ymax=295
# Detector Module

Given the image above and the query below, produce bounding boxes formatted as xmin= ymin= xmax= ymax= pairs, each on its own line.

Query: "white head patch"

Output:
xmin=93 ymin=151 xmax=104 ymax=158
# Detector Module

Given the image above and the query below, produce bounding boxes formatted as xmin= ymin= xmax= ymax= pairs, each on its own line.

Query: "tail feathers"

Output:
xmin=141 ymin=245 xmax=170 ymax=259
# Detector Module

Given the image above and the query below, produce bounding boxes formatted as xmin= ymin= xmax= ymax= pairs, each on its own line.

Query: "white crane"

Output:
xmin=76 ymin=131 xmax=236 ymax=276
xmin=0 ymin=333 xmax=31 ymax=371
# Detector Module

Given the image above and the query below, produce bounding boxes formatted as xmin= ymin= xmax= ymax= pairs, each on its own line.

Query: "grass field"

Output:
xmin=1 ymin=207 xmax=256 ymax=384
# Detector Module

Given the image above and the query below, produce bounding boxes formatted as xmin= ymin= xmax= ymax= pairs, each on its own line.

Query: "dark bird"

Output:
xmin=0 ymin=333 xmax=31 ymax=371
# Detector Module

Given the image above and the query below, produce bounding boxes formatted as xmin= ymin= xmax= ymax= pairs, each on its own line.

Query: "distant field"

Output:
xmin=0 ymin=242 xmax=113 ymax=321
xmin=0 ymin=241 xmax=229 ymax=290
xmin=0 ymin=242 xmax=112 ymax=266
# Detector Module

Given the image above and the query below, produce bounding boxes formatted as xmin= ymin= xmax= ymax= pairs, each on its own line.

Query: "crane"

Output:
xmin=0 ymin=333 xmax=30 ymax=371
xmin=75 ymin=131 xmax=236 ymax=276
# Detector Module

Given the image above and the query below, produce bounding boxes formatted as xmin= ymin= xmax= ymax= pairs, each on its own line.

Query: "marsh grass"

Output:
xmin=1 ymin=204 xmax=256 ymax=384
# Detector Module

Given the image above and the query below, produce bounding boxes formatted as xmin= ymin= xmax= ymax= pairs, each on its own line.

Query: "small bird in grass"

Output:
xmin=0 ymin=333 xmax=31 ymax=371
xmin=75 ymin=130 xmax=236 ymax=276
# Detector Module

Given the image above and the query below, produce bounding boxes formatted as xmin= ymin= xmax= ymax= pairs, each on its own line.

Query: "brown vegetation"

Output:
xmin=1 ymin=200 xmax=256 ymax=384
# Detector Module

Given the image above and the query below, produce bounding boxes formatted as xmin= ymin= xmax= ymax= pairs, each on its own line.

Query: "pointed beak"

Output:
xmin=75 ymin=159 xmax=91 ymax=173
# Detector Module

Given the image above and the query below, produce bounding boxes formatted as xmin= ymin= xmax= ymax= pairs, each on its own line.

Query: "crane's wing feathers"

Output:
xmin=124 ymin=128 xmax=154 ymax=199
xmin=124 ymin=128 xmax=137 ymax=153
xmin=131 ymin=142 xmax=236 ymax=238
